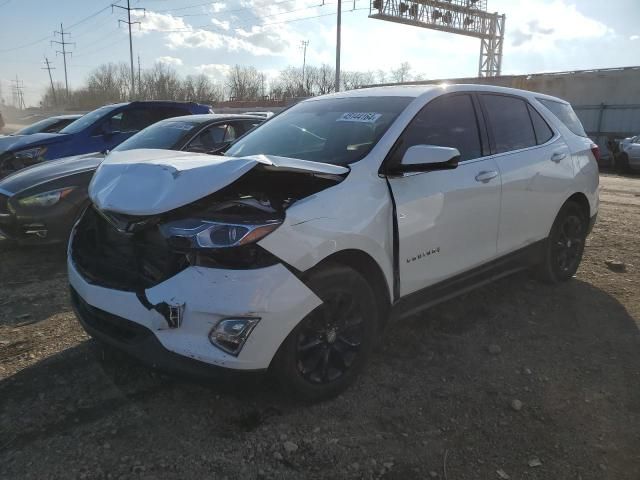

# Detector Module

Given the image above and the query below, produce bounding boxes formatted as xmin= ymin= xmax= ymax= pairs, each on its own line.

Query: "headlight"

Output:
xmin=209 ymin=317 xmax=260 ymax=355
xmin=14 ymin=146 xmax=47 ymax=161
xmin=160 ymin=218 xmax=282 ymax=249
xmin=18 ymin=187 xmax=76 ymax=208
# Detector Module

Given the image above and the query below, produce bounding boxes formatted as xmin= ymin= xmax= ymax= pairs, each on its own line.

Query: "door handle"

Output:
xmin=475 ymin=170 xmax=499 ymax=183
xmin=551 ymin=150 xmax=567 ymax=162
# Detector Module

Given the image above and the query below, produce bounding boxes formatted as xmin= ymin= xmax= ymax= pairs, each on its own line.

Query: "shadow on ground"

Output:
xmin=1 ymin=255 xmax=639 ymax=479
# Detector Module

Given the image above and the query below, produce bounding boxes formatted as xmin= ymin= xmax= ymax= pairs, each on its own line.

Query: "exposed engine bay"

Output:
xmin=71 ymin=164 xmax=348 ymax=292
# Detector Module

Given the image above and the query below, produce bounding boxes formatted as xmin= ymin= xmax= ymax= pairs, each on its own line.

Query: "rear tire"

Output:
xmin=271 ymin=263 xmax=379 ymax=403
xmin=535 ymin=201 xmax=587 ymax=284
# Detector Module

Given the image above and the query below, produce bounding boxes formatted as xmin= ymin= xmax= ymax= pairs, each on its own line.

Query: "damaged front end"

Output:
xmin=71 ymin=153 xmax=348 ymax=302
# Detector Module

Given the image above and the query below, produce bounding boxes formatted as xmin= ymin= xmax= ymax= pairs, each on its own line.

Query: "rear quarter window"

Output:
xmin=537 ymin=98 xmax=587 ymax=137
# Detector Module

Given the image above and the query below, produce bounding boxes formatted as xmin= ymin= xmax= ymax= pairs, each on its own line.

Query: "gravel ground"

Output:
xmin=0 ymin=173 xmax=639 ymax=480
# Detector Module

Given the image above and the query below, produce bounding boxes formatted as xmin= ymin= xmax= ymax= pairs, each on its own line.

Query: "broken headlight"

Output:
xmin=159 ymin=219 xmax=282 ymax=249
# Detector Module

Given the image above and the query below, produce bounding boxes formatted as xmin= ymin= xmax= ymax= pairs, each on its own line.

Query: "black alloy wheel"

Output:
xmin=553 ymin=214 xmax=584 ymax=274
xmin=272 ymin=263 xmax=379 ymax=402
xmin=536 ymin=201 xmax=588 ymax=283
xmin=295 ymin=290 xmax=365 ymax=384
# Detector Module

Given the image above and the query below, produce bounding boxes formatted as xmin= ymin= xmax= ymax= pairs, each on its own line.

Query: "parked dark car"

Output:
xmin=0 ymin=114 xmax=263 ymax=244
xmin=0 ymin=101 xmax=211 ymax=179
xmin=8 ymin=114 xmax=83 ymax=136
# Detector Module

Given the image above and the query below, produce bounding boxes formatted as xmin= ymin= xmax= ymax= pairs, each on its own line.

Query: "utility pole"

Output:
xmin=52 ymin=24 xmax=74 ymax=100
xmin=113 ymin=0 xmax=145 ymax=99
xmin=335 ymin=0 xmax=341 ymax=92
xmin=137 ymin=54 xmax=141 ymax=92
xmin=42 ymin=57 xmax=57 ymax=106
xmin=300 ymin=40 xmax=309 ymax=94
xmin=11 ymin=76 xmax=25 ymax=110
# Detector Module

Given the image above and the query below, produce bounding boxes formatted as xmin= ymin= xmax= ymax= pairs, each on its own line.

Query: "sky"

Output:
xmin=1 ymin=0 xmax=639 ymax=106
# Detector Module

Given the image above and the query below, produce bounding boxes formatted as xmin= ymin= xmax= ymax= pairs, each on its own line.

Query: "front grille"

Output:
xmin=71 ymin=206 xmax=189 ymax=291
xmin=71 ymin=287 xmax=150 ymax=343
xmin=0 ymin=194 xmax=9 ymax=214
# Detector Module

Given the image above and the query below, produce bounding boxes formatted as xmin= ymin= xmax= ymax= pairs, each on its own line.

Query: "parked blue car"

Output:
xmin=0 ymin=101 xmax=211 ymax=178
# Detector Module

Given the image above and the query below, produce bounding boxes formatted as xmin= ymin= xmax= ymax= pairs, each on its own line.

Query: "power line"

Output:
xmin=11 ymin=76 xmax=25 ymax=110
xmin=52 ymin=23 xmax=74 ymax=100
xmin=42 ymin=57 xmax=57 ymax=105
xmin=112 ymin=0 xmax=146 ymax=99
xmin=68 ymin=1 xmax=122 ymax=29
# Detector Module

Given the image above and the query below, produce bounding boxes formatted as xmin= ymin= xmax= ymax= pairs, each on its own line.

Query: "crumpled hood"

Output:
xmin=89 ymin=149 xmax=349 ymax=216
xmin=0 ymin=132 xmax=68 ymax=153
xmin=0 ymin=152 xmax=104 ymax=195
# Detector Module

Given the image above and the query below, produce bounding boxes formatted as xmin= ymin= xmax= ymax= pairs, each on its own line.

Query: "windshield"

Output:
xmin=59 ymin=104 xmax=122 ymax=134
xmin=14 ymin=117 xmax=60 ymax=135
xmin=113 ymin=119 xmax=200 ymax=152
xmin=226 ymin=96 xmax=414 ymax=165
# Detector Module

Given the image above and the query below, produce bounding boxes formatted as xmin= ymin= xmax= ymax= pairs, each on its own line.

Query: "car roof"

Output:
xmin=53 ymin=114 xmax=83 ymax=119
xmin=312 ymin=84 xmax=570 ymax=105
xmin=157 ymin=113 xmax=265 ymax=123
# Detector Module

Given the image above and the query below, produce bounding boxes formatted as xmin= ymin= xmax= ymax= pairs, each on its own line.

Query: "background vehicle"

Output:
xmin=69 ymin=85 xmax=599 ymax=401
xmin=0 ymin=101 xmax=211 ymax=179
xmin=614 ymin=134 xmax=640 ymax=172
xmin=8 ymin=114 xmax=83 ymax=136
xmin=0 ymin=114 xmax=263 ymax=244
xmin=242 ymin=111 xmax=274 ymax=119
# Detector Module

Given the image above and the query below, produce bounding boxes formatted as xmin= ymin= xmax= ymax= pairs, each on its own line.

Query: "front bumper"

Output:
xmin=0 ymin=199 xmax=85 ymax=244
xmin=68 ymin=258 xmax=322 ymax=371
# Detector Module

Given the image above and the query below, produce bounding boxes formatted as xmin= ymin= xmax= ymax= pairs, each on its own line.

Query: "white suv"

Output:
xmin=69 ymin=85 xmax=599 ymax=401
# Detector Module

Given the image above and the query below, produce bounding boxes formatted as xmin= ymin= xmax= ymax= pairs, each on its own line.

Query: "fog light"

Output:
xmin=209 ymin=317 xmax=260 ymax=356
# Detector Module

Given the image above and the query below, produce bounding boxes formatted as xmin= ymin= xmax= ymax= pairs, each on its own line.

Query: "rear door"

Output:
xmin=386 ymin=93 xmax=502 ymax=296
xmin=479 ymin=93 xmax=573 ymax=255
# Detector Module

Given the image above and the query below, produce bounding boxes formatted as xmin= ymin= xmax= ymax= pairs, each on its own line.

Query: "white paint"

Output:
xmin=89 ymin=149 xmax=348 ymax=216
xmin=69 ymin=259 xmax=321 ymax=370
xmin=71 ymin=83 xmax=600 ymax=373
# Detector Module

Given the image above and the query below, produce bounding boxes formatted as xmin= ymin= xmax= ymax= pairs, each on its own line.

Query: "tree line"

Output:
xmin=40 ymin=61 xmax=419 ymax=109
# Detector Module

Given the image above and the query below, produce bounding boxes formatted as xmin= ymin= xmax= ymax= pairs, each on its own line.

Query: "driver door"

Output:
xmin=386 ymin=93 xmax=502 ymax=296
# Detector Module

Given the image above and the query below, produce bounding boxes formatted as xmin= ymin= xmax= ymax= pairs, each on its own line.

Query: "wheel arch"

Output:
xmin=308 ymin=249 xmax=392 ymax=328
xmin=564 ymin=191 xmax=591 ymax=220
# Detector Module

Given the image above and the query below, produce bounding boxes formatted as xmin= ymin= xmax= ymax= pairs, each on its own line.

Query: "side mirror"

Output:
xmin=397 ymin=145 xmax=460 ymax=173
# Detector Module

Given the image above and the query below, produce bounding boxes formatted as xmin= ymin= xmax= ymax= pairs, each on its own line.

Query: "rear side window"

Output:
xmin=527 ymin=104 xmax=554 ymax=144
xmin=394 ymin=94 xmax=482 ymax=162
xmin=481 ymin=94 xmax=536 ymax=154
xmin=537 ymin=98 xmax=587 ymax=137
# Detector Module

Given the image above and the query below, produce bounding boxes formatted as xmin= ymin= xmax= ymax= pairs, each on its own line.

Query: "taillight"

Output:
xmin=590 ymin=143 xmax=601 ymax=162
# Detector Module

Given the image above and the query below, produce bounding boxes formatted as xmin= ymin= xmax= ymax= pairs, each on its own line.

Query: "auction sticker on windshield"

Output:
xmin=337 ymin=112 xmax=382 ymax=123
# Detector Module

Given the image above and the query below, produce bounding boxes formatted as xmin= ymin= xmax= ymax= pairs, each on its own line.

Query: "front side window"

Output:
xmin=187 ymin=123 xmax=237 ymax=152
xmin=226 ymin=96 xmax=414 ymax=165
xmin=481 ymin=94 xmax=537 ymax=153
xmin=392 ymin=93 xmax=482 ymax=163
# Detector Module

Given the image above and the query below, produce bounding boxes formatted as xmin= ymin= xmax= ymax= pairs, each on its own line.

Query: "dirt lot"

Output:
xmin=1 ymin=174 xmax=639 ymax=480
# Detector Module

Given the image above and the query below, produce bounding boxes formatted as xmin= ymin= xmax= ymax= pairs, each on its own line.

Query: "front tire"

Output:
xmin=271 ymin=263 xmax=379 ymax=402
xmin=535 ymin=201 xmax=587 ymax=283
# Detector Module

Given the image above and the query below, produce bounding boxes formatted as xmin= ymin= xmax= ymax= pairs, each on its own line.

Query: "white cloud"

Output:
xmin=210 ymin=18 xmax=230 ymax=31
xmin=133 ymin=11 xmax=190 ymax=34
xmin=156 ymin=56 xmax=183 ymax=66
xmin=503 ymin=0 xmax=612 ymax=51
xmin=630 ymin=35 xmax=640 ymax=41
xmin=195 ymin=63 xmax=232 ymax=81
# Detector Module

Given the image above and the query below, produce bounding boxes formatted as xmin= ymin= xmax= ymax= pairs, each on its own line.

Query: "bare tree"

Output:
xmin=342 ymin=70 xmax=375 ymax=91
xmin=391 ymin=62 xmax=412 ymax=83
xmin=376 ymin=69 xmax=388 ymax=84
xmin=314 ymin=64 xmax=335 ymax=95
xmin=226 ymin=65 xmax=262 ymax=101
